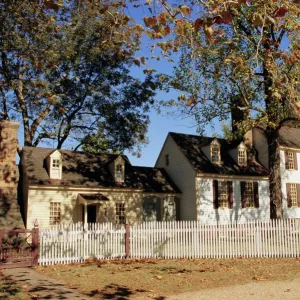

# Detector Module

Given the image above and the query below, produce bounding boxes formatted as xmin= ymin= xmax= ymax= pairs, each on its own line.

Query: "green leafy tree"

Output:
xmin=0 ymin=0 xmax=157 ymax=153
xmin=143 ymin=0 xmax=300 ymax=218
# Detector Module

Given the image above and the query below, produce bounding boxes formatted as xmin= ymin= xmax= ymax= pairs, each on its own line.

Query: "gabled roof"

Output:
xmin=21 ymin=147 xmax=180 ymax=194
xmin=279 ymin=127 xmax=300 ymax=149
xmin=169 ymin=132 xmax=268 ymax=176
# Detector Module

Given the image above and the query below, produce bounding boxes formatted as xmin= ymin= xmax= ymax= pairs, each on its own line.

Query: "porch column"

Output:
xmin=84 ymin=203 xmax=88 ymax=224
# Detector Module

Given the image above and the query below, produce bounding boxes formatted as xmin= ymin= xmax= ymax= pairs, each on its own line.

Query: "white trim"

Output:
xmin=28 ymin=185 xmax=144 ymax=192
xmin=196 ymin=173 xmax=269 ymax=180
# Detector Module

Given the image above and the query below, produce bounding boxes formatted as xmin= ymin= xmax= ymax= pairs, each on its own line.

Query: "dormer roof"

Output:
xmin=169 ymin=132 xmax=268 ymax=176
xmin=49 ymin=149 xmax=61 ymax=158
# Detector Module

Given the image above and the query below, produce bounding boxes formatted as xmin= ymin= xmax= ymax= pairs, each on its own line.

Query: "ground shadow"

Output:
xmin=86 ymin=283 xmax=156 ymax=299
xmin=0 ymin=274 xmax=24 ymax=300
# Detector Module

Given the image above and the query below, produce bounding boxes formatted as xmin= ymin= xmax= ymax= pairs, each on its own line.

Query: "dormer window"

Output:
xmin=115 ymin=163 xmax=124 ymax=182
xmin=238 ymin=143 xmax=247 ymax=166
xmin=52 ymin=159 xmax=60 ymax=168
xmin=211 ymin=140 xmax=221 ymax=164
xmin=47 ymin=150 xmax=62 ymax=180
xmin=50 ymin=158 xmax=61 ymax=179
xmin=238 ymin=149 xmax=247 ymax=166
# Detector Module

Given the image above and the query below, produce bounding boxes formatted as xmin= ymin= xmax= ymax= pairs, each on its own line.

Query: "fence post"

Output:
xmin=32 ymin=224 xmax=39 ymax=266
xmin=125 ymin=221 xmax=130 ymax=259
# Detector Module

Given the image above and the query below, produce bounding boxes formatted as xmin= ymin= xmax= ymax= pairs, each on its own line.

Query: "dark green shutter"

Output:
xmin=253 ymin=182 xmax=259 ymax=208
xmin=213 ymin=180 xmax=219 ymax=209
xmin=227 ymin=181 xmax=233 ymax=209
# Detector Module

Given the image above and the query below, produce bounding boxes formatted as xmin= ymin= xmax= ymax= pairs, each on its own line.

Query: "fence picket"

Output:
xmin=38 ymin=220 xmax=300 ymax=265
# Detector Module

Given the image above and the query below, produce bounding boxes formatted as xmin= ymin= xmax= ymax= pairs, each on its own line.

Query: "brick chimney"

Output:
xmin=0 ymin=120 xmax=24 ymax=228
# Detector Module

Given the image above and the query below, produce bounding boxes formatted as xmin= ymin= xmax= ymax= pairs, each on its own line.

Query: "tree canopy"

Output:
xmin=142 ymin=0 xmax=300 ymax=217
xmin=0 ymin=0 xmax=158 ymax=153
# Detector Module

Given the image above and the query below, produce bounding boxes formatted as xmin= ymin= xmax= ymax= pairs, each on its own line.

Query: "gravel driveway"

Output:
xmin=167 ymin=277 xmax=300 ymax=300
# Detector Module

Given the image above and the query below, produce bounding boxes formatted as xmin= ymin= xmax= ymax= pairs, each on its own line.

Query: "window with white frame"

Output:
xmin=52 ymin=159 xmax=60 ymax=168
xmin=287 ymin=152 xmax=295 ymax=170
xmin=115 ymin=163 xmax=124 ymax=182
xmin=51 ymin=158 xmax=61 ymax=179
xmin=115 ymin=203 xmax=125 ymax=224
xmin=50 ymin=202 xmax=61 ymax=225
xmin=244 ymin=182 xmax=254 ymax=208
xmin=238 ymin=149 xmax=247 ymax=166
xmin=290 ymin=183 xmax=298 ymax=207
xmin=211 ymin=142 xmax=221 ymax=164
xmin=218 ymin=181 xmax=228 ymax=208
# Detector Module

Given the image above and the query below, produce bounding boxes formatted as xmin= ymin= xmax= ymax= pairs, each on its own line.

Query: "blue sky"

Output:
xmin=123 ymin=5 xmax=220 ymax=167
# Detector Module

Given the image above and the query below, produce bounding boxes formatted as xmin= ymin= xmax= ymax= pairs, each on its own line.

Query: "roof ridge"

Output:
xmin=169 ymin=131 xmax=228 ymax=141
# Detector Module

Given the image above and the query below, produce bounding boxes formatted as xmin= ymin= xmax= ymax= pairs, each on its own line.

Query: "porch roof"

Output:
xmin=78 ymin=193 xmax=109 ymax=201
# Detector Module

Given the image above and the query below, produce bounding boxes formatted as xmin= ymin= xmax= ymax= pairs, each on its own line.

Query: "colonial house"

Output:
xmin=155 ymin=132 xmax=270 ymax=224
xmin=18 ymin=146 xmax=180 ymax=229
xmin=2 ymin=119 xmax=300 ymax=229
xmin=252 ymin=127 xmax=300 ymax=219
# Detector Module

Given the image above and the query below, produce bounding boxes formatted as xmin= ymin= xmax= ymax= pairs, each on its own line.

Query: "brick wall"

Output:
xmin=0 ymin=120 xmax=24 ymax=228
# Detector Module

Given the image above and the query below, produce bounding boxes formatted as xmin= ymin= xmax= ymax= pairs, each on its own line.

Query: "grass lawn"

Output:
xmin=0 ymin=271 xmax=29 ymax=300
xmin=36 ymin=258 xmax=300 ymax=299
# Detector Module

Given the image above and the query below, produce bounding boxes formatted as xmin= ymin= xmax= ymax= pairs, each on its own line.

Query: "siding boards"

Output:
xmin=155 ymin=135 xmax=197 ymax=220
xmin=281 ymin=150 xmax=300 ymax=217
xmin=26 ymin=188 xmax=144 ymax=229
xmin=197 ymin=178 xmax=270 ymax=224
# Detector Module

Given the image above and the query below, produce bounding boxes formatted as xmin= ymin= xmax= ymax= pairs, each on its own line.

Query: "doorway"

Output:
xmin=87 ymin=205 xmax=97 ymax=223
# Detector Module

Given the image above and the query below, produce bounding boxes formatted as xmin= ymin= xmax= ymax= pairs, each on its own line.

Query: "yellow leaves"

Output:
xmin=143 ymin=17 xmax=157 ymax=28
xmin=158 ymin=13 xmax=169 ymax=26
xmin=180 ymin=5 xmax=192 ymax=15
xmin=134 ymin=57 xmax=146 ymax=67
xmin=187 ymin=96 xmax=195 ymax=106
xmin=204 ymin=24 xmax=214 ymax=39
xmin=134 ymin=58 xmax=141 ymax=67
xmin=162 ymin=25 xmax=171 ymax=37
xmin=272 ymin=91 xmax=282 ymax=101
xmin=252 ymin=14 xmax=264 ymax=27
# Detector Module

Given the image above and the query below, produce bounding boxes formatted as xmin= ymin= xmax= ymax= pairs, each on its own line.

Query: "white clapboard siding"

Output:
xmin=39 ymin=219 xmax=300 ymax=265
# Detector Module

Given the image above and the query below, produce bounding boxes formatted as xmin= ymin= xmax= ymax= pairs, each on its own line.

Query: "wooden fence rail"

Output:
xmin=39 ymin=219 xmax=300 ymax=265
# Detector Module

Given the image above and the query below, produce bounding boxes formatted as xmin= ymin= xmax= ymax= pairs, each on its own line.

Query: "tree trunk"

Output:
xmin=266 ymin=127 xmax=282 ymax=219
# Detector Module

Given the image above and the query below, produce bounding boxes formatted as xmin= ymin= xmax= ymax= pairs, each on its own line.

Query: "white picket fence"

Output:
xmin=39 ymin=219 xmax=300 ymax=265
xmin=39 ymin=223 xmax=125 ymax=265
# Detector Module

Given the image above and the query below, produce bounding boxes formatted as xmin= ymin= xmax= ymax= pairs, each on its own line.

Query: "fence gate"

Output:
xmin=0 ymin=227 xmax=39 ymax=269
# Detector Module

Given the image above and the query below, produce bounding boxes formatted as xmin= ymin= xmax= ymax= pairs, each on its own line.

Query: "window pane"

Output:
xmin=288 ymin=152 xmax=295 ymax=169
xmin=218 ymin=181 xmax=227 ymax=208
xmin=291 ymin=184 xmax=297 ymax=207
xmin=50 ymin=202 xmax=61 ymax=225
xmin=115 ymin=203 xmax=125 ymax=224
xmin=115 ymin=164 xmax=124 ymax=182
xmin=52 ymin=159 xmax=60 ymax=168
xmin=238 ymin=150 xmax=247 ymax=166
xmin=244 ymin=182 xmax=254 ymax=208
xmin=211 ymin=145 xmax=220 ymax=163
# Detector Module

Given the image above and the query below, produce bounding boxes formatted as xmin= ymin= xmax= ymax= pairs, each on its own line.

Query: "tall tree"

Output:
xmin=0 ymin=0 xmax=157 ymax=153
xmin=143 ymin=0 xmax=300 ymax=218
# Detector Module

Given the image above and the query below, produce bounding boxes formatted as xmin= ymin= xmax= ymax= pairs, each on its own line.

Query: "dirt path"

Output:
xmin=3 ymin=265 xmax=300 ymax=300
xmin=166 ymin=278 xmax=300 ymax=300
xmin=3 ymin=268 xmax=87 ymax=299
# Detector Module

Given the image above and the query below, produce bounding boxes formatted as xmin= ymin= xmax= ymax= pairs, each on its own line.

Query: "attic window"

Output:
xmin=211 ymin=141 xmax=221 ymax=164
xmin=52 ymin=159 xmax=60 ymax=168
xmin=238 ymin=149 xmax=247 ymax=166
xmin=50 ymin=158 xmax=61 ymax=179
xmin=115 ymin=163 xmax=124 ymax=182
